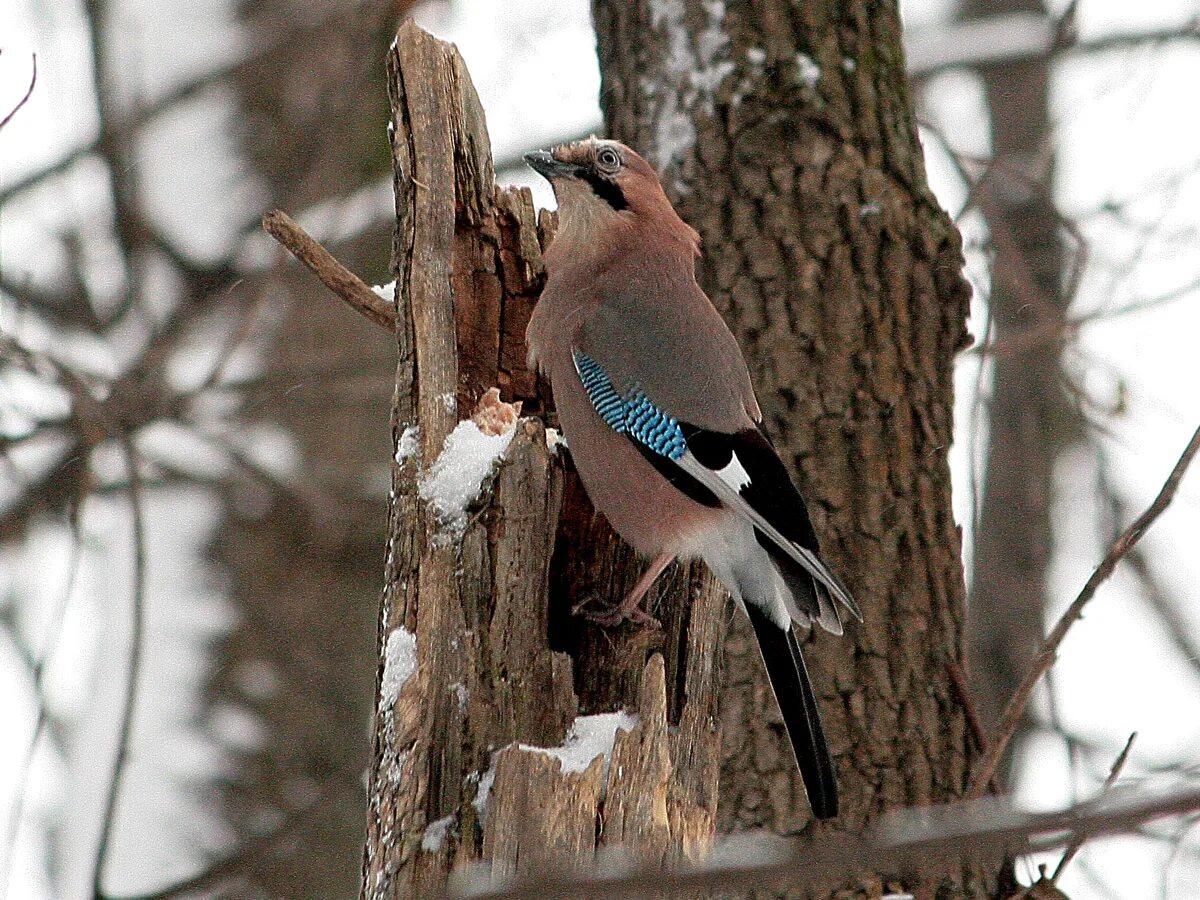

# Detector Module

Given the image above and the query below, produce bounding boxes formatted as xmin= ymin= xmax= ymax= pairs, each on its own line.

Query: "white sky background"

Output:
xmin=2 ymin=0 xmax=1200 ymax=898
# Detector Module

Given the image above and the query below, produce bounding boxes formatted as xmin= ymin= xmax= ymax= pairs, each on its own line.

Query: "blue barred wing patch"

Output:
xmin=572 ymin=351 xmax=687 ymax=460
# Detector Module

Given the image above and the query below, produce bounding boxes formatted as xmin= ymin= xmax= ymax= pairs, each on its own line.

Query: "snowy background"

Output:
xmin=2 ymin=0 xmax=1200 ymax=897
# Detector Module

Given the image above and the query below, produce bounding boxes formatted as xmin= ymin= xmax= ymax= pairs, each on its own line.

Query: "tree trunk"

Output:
xmin=592 ymin=0 xmax=982 ymax=882
xmin=960 ymin=0 xmax=1075 ymax=751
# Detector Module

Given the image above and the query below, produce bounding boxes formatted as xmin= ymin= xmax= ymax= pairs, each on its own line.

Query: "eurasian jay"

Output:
xmin=524 ymin=138 xmax=860 ymax=820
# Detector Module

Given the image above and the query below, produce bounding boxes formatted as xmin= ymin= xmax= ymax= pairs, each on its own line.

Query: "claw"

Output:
xmin=571 ymin=596 xmax=661 ymax=629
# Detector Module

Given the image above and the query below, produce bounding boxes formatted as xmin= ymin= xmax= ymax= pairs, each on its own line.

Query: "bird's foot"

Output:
xmin=571 ymin=596 xmax=661 ymax=630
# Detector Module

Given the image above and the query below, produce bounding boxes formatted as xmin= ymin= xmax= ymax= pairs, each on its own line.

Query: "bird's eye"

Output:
xmin=595 ymin=147 xmax=622 ymax=172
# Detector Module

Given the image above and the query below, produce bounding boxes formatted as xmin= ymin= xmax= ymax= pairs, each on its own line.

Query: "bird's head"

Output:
xmin=524 ymin=138 xmax=699 ymax=257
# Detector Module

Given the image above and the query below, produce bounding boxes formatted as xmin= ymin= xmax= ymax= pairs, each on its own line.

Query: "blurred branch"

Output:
xmin=1051 ymin=732 xmax=1137 ymax=882
xmin=966 ymin=274 xmax=1200 ymax=362
xmin=82 ymin=0 xmax=143 ymax=288
xmin=0 ymin=8 xmax=358 ymax=209
xmin=968 ymin=423 xmax=1200 ymax=798
xmin=0 ymin=53 xmax=37 ymax=131
xmin=1095 ymin=440 xmax=1200 ymax=680
xmin=0 ymin=534 xmax=83 ymax=899
xmin=947 ymin=660 xmax=999 ymax=795
xmin=100 ymin=791 xmax=331 ymax=900
xmin=455 ymin=784 xmax=1200 ymax=900
xmin=907 ymin=13 xmax=1200 ymax=77
xmin=194 ymin=275 xmax=269 ymax=394
xmin=88 ymin=430 xmax=147 ymax=900
xmin=0 ymin=336 xmax=153 ymax=898
xmin=261 ymin=209 xmax=396 ymax=331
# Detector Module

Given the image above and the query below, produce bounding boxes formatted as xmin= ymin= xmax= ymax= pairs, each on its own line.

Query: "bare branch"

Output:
xmin=968 ymin=423 xmax=1200 ymax=798
xmin=261 ymin=209 xmax=396 ymax=331
xmin=0 ymin=53 xmax=36 ymax=131
xmin=1052 ymin=732 xmax=1137 ymax=882
xmin=947 ymin=660 xmax=999 ymax=795
xmin=455 ymin=783 xmax=1200 ymax=900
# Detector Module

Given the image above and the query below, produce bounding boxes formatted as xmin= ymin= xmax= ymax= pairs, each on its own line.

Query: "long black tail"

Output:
xmin=744 ymin=602 xmax=838 ymax=819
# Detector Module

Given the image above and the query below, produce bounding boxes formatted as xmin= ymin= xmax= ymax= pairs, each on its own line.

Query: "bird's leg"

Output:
xmin=572 ymin=551 xmax=675 ymax=628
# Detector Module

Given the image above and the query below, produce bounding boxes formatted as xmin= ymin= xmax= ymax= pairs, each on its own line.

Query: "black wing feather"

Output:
xmin=686 ymin=425 xmax=822 ymax=550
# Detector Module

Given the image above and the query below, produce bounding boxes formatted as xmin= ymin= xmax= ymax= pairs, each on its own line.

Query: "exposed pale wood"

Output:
xmin=362 ymin=22 xmax=725 ymax=899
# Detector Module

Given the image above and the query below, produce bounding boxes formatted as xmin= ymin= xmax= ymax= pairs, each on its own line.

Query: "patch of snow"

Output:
xmin=450 ymin=681 xmax=468 ymax=713
xmin=472 ymin=765 xmax=497 ymax=819
xmin=745 ymin=46 xmax=766 ymax=67
xmin=380 ymin=627 xmax=417 ymax=710
xmin=395 ymin=425 xmax=420 ymax=465
xmin=441 ymin=391 xmax=457 ymax=413
xmin=545 ymin=427 xmax=566 ymax=454
xmin=796 ymin=53 xmax=821 ymax=88
xmin=643 ymin=0 xmax=734 ymax=180
xmin=468 ymin=712 xmax=635 ymax=820
xmin=842 ymin=57 xmax=857 ymax=73
xmin=372 ymin=280 xmax=396 ymax=301
xmin=518 ymin=712 xmax=637 ymax=777
xmin=419 ymin=419 xmax=515 ymax=538
xmin=859 ymin=202 xmax=881 ymax=218
xmin=421 ymin=814 xmax=454 ymax=853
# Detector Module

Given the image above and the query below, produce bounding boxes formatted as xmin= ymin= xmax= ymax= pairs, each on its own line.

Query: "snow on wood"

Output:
xmin=644 ymin=0 xmax=734 ymax=178
xmin=421 ymin=814 xmax=455 ymax=853
xmin=473 ymin=712 xmax=638 ymax=819
xmin=518 ymin=712 xmax=637 ymax=776
xmin=395 ymin=424 xmax=420 ymax=465
xmin=418 ymin=388 xmax=520 ymax=538
xmin=418 ymin=420 xmax=515 ymax=537
xmin=380 ymin=627 xmax=417 ymax=710
xmin=795 ymin=52 xmax=821 ymax=88
xmin=544 ymin=427 xmax=566 ymax=454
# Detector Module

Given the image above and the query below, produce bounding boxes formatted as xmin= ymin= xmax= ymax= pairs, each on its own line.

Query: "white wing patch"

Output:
xmin=675 ymin=451 xmax=861 ymax=620
xmin=713 ymin=452 xmax=752 ymax=493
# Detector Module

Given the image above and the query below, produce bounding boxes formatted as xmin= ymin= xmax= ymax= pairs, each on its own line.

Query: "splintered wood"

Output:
xmin=361 ymin=21 xmax=725 ymax=900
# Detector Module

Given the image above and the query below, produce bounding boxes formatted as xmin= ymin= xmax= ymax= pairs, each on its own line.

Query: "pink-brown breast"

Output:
xmin=532 ymin=329 xmax=724 ymax=558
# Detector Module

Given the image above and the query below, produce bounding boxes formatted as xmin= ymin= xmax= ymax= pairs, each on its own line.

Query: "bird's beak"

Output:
xmin=524 ymin=150 xmax=579 ymax=181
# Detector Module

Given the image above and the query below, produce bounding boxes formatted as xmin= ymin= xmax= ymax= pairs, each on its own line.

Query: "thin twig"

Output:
xmin=261 ymin=209 xmax=397 ymax=331
xmin=946 ymin=660 xmax=999 ymax=795
xmin=968 ymin=423 xmax=1200 ymax=798
xmin=1051 ymin=732 xmax=1137 ymax=882
xmin=194 ymin=268 xmax=274 ymax=395
xmin=0 ymin=53 xmax=37 ymax=131
xmin=90 ymin=430 xmax=148 ymax=900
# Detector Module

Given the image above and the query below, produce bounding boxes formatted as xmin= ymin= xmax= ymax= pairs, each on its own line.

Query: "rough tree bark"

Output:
xmin=592 ymin=0 xmax=981 ymax=883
